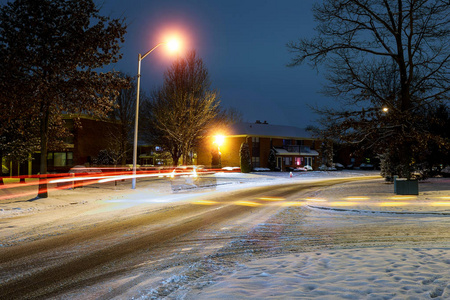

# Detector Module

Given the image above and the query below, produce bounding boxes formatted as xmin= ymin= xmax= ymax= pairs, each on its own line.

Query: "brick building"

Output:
xmin=197 ymin=121 xmax=322 ymax=171
xmin=30 ymin=116 xmax=122 ymax=173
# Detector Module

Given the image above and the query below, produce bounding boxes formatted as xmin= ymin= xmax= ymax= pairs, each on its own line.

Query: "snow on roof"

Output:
xmin=228 ymin=122 xmax=316 ymax=139
xmin=274 ymin=148 xmax=319 ymax=156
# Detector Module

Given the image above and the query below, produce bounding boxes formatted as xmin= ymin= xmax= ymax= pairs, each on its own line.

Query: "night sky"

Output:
xmin=99 ymin=0 xmax=327 ymax=129
xmin=2 ymin=0 xmax=328 ymax=128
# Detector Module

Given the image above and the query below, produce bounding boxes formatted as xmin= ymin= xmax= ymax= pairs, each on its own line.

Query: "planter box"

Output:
xmin=394 ymin=178 xmax=419 ymax=195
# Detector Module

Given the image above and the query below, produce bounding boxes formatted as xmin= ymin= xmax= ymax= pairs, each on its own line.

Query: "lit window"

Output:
xmin=54 ymin=152 xmax=67 ymax=167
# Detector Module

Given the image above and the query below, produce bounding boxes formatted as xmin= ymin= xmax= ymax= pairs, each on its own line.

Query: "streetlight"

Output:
xmin=212 ymin=135 xmax=225 ymax=169
xmin=132 ymin=39 xmax=180 ymax=189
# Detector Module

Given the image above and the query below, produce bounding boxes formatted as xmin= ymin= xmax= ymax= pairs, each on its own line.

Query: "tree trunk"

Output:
xmin=0 ymin=149 xmax=3 ymax=186
xmin=38 ymin=105 xmax=50 ymax=198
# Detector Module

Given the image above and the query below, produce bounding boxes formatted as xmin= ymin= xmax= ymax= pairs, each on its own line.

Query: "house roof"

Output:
xmin=228 ymin=122 xmax=315 ymax=139
xmin=274 ymin=147 xmax=319 ymax=156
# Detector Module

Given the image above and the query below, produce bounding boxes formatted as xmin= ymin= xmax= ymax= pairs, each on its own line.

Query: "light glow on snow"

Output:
xmin=329 ymin=201 xmax=360 ymax=206
xmin=191 ymin=200 xmax=219 ymax=205
xmin=429 ymin=202 xmax=450 ymax=206
xmin=234 ymin=201 xmax=262 ymax=207
xmin=343 ymin=196 xmax=370 ymax=201
xmin=388 ymin=195 xmax=417 ymax=200
xmin=258 ymin=197 xmax=285 ymax=201
xmin=379 ymin=202 xmax=410 ymax=206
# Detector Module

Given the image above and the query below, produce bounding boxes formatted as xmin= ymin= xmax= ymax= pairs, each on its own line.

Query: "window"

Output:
xmin=54 ymin=152 xmax=67 ymax=167
xmin=305 ymin=157 xmax=312 ymax=166
xmin=283 ymin=139 xmax=292 ymax=146
xmin=295 ymin=157 xmax=302 ymax=165
xmin=252 ymin=137 xmax=260 ymax=157
xmin=252 ymin=157 xmax=260 ymax=168
xmin=284 ymin=157 xmax=292 ymax=165
xmin=50 ymin=152 xmax=74 ymax=167
xmin=67 ymin=152 xmax=73 ymax=166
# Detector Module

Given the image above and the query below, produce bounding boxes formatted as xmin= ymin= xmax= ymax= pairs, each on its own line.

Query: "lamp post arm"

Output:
xmin=141 ymin=42 xmax=166 ymax=61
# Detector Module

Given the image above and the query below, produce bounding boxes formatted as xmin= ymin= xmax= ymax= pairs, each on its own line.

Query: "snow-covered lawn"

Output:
xmin=193 ymin=247 xmax=450 ymax=299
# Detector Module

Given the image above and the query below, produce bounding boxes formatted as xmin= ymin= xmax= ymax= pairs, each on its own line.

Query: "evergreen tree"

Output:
xmin=240 ymin=142 xmax=252 ymax=173
xmin=0 ymin=0 xmax=127 ymax=197
xmin=267 ymin=149 xmax=276 ymax=171
xmin=211 ymin=146 xmax=221 ymax=169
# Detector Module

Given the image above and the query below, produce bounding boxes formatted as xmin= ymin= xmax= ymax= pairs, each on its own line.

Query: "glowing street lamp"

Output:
xmin=212 ymin=134 xmax=225 ymax=169
xmin=132 ymin=38 xmax=180 ymax=189
xmin=214 ymin=134 xmax=225 ymax=147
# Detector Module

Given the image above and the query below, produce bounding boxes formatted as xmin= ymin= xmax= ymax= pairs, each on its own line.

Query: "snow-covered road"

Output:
xmin=1 ymin=171 xmax=450 ymax=299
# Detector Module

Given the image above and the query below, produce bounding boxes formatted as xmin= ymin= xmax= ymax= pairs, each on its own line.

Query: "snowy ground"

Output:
xmin=191 ymin=174 xmax=450 ymax=300
xmin=1 ymin=170 xmax=450 ymax=299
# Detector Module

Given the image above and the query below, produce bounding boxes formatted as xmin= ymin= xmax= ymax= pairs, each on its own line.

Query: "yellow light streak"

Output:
xmin=282 ymin=201 xmax=306 ymax=207
xmin=234 ymin=201 xmax=262 ymax=207
xmin=343 ymin=196 xmax=370 ymax=201
xmin=192 ymin=200 xmax=218 ymax=205
xmin=379 ymin=202 xmax=410 ymax=206
xmin=388 ymin=196 xmax=417 ymax=200
xmin=258 ymin=197 xmax=285 ymax=201
xmin=329 ymin=202 xmax=360 ymax=206
xmin=430 ymin=202 xmax=450 ymax=207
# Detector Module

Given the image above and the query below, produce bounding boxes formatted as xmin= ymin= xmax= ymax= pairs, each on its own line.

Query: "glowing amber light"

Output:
xmin=214 ymin=135 xmax=225 ymax=147
xmin=430 ymin=202 xmax=450 ymax=207
xmin=258 ymin=197 xmax=285 ymax=201
xmin=344 ymin=196 xmax=370 ymax=201
xmin=234 ymin=201 xmax=261 ymax=207
xmin=379 ymin=202 xmax=410 ymax=206
xmin=192 ymin=200 xmax=218 ymax=205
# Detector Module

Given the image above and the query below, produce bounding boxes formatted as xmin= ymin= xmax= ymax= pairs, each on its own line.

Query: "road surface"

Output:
xmin=1 ymin=176 xmax=449 ymax=299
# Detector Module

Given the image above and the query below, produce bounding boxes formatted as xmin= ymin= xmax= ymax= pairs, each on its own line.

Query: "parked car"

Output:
xmin=359 ymin=163 xmax=374 ymax=170
xmin=441 ymin=166 xmax=450 ymax=177
xmin=318 ymin=164 xmax=337 ymax=171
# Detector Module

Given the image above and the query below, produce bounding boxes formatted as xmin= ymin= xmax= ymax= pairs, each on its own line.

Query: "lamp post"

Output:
xmin=132 ymin=40 xmax=179 ymax=189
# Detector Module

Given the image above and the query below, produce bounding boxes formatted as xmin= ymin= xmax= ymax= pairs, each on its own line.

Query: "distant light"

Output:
xmin=382 ymin=107 xmax=389 ymax=113
xmin=214 ymin=135 xmax=225 ymax=147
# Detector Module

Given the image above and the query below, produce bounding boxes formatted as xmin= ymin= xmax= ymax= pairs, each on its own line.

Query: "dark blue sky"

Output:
xmin=99 ymin=0 xmax=328 ymax=129
xmin=0 ymin=0 xmax=328 ymax=128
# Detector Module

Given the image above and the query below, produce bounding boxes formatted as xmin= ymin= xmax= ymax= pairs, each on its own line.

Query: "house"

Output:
xmin=196 ymin=121 xmax=322 ymax=171
xmin=33 ymin=115 xmax=123 ymax=173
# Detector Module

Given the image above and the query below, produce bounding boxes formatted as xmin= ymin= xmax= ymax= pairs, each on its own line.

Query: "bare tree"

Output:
xmin=107 ymin=73 xmax=134 ymax=165
xmin=288 ymin=0 xmax=450 ymax=178
xmin=141 ymin=50 xmax=220 ymax=166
